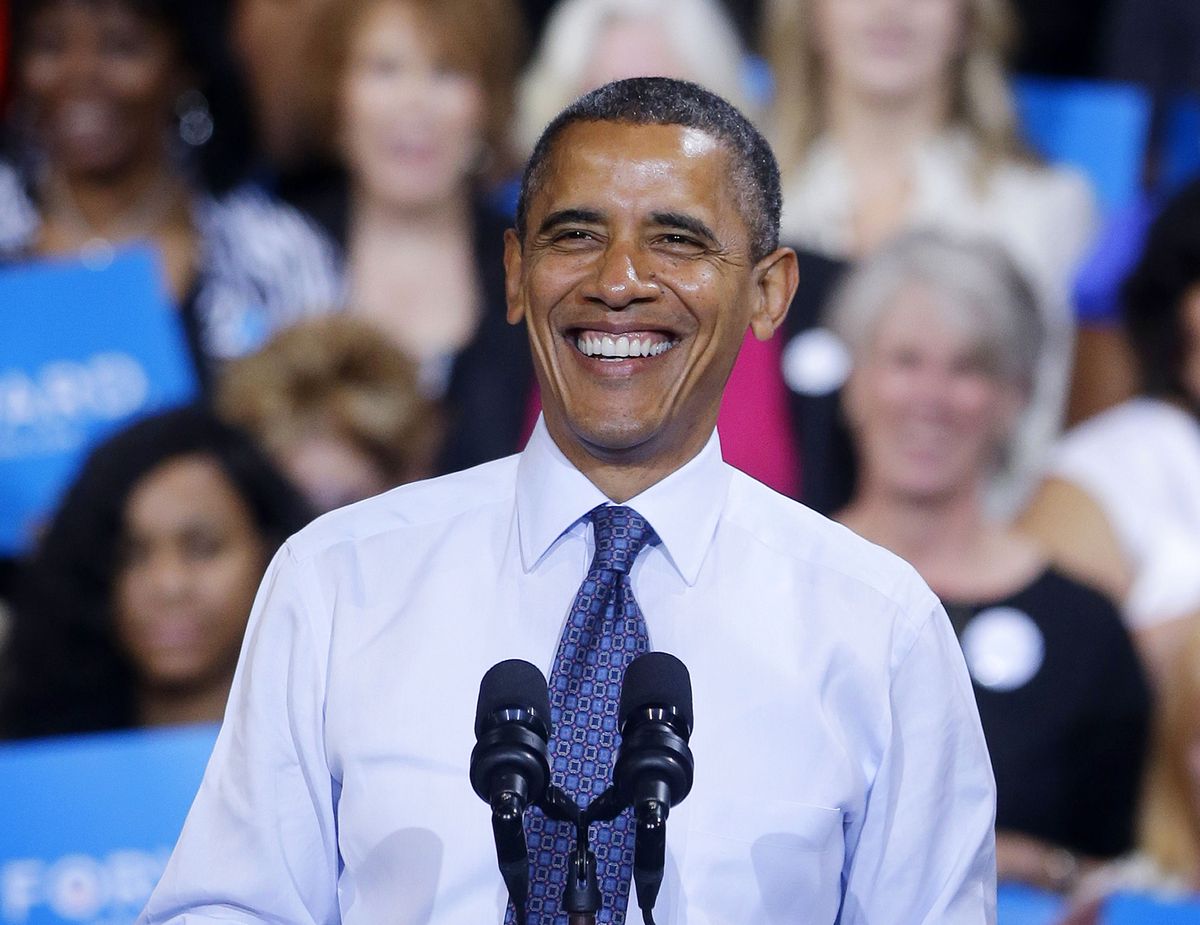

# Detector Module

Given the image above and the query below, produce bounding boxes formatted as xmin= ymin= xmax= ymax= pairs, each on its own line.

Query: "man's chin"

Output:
xmin=549 ymin=411 xmax=666 ymax=462
xmin=574 ymin=421 xmax=660 ymax=458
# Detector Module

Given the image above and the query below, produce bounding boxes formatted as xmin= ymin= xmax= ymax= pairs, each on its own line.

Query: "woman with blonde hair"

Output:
xmin=763 ymin=0 xmax=1097 ymax=513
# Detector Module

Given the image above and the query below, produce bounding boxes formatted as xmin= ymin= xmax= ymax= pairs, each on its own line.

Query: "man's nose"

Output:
xmin=584 ymin=243 xmax=660 ymax=310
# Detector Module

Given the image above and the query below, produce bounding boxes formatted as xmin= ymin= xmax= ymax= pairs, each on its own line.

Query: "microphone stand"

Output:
xmin=564 ymin=838 xmax=600 ymax=925
xmin=539 ymin=787 xmax=602 ymax=924
xmin=561 ymin=787 xmax=630 ymax=925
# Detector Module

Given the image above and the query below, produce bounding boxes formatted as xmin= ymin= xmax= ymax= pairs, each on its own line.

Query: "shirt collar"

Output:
xmin=515 ymin=417 xmax=730 ymax=586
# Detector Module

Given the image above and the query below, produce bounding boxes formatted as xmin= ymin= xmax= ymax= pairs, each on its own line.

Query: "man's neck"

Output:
xmin=543 ymin=419 xmax=713 ymax=504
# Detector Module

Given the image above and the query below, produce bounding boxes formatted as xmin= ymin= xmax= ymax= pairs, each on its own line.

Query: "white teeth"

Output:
xmin=575 ymin=333 xmax=678 ymax=358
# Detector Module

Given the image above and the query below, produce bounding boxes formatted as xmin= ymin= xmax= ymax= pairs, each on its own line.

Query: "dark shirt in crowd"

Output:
xmin=287 ymin=174 xmax=534 ymax=476
xmin=1011 ymin=0 xmax=1114 ymax=79
xmin=944 ymin=569 xmax=1151 ymax=859
xmin=780 ymin=248 xmax=855 ymax=514
xmin=1105 ymin=0 xmax=1200 ymax=94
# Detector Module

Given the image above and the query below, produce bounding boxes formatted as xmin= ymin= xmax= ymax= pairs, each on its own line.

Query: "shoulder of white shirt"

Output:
xmin=722 ymin=468 xmax=941 ymax=624
xmin=284 ymin=453 xmax=522 ymax=560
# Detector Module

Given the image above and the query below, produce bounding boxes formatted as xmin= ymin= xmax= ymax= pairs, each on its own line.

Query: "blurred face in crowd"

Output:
xmin=340 ymin=0 xmax=486 ymax=209
xmin=1184 ymin=284 xmax=1200 ymax=404
xmin=580 ymin=16 xmax=689 ymax=94
xmin=279 ymin=430 xmax=392 ymax=514
xmin=843 ymin=283 xmax=1022 ymax=503
xmin=18 ymin=0 xmax=182 ymax=178
xmin=113 ymin=455 xmax=268 ymax=694
xmin=505 ymin=121 xmax=794 ymax=478
xmin=814 ymin=0 xmax=965 ymax=105
xmin=232 ymin=0 xmax=320 ymax=167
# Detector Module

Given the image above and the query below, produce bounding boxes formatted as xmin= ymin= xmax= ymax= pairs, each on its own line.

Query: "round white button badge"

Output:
xmin=960 ymin=607 xmax=1045 ymax=692
xmin=781 ymin=328 xmax=851 ymax=396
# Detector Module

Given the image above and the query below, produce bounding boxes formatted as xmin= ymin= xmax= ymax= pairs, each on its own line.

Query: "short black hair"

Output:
xmin=1122 ymin=178 xmax=1200 ymax=406
xmin=0 ymin=405 xmax=314 ymax=740
xmin=515 ymin=76 xmax=782 ymax=262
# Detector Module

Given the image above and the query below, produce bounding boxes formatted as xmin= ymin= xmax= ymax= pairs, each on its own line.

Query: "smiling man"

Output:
xmin=505 ymin=114 xmax=793 ymax=500
xmin=141 ymin=78 xmax=996 ymax=925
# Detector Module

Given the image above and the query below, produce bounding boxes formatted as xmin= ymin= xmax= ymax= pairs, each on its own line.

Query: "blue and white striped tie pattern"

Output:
xmin=508 ymin=504 xmax=657 ymax=924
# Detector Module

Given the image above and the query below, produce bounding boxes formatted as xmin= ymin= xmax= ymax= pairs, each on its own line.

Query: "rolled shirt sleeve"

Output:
xmin=842 ymin=601 xmax=998 ymax=924
xmin=139 ymin=543 xmax=340 ymax=924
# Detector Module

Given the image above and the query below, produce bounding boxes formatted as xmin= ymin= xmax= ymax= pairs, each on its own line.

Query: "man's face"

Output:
xmin=505 ymin=121 xmax=793 ymax=476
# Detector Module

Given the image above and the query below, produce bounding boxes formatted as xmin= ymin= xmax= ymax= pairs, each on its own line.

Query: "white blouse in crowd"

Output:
xmin=1051 ymin=398 xmax=1200 ymax=627
xmin=780 ymin=129 xmax=1099 ymax=515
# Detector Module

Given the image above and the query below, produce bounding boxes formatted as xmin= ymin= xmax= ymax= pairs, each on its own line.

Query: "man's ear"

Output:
xmin=504 ymin=228 xmax=526 ymax=326
xmin=748 ymin=246 xmax=799 ymax=341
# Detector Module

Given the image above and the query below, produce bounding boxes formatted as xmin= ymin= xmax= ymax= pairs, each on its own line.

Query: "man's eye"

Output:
xmin=658 ymin=234 xmax=704 ymax=250
xmin=550 ymin=229 xmax=597 ymax=247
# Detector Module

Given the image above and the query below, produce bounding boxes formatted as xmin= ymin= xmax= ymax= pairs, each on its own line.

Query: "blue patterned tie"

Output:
xmin=511 ymin=505 xmax=657 ymax=925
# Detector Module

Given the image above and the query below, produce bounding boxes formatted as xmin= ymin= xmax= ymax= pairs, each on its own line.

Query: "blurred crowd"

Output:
xmin=0 ymin=0 xmax=1199 ymax=911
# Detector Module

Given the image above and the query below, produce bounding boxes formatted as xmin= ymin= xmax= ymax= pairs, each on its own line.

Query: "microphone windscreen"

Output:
xmin=619 ymin=651 xmax=693 ymax=734
xmin=475 ymin=659 xmax=551 ymax=738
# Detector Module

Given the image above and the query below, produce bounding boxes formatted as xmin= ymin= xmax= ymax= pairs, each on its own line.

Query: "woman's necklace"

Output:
xmin=39 ymin=169 xmax=184 ymax=270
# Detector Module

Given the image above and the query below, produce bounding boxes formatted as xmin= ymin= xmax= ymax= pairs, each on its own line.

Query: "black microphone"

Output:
xmin=613 ymin=651 xmax=695 ymax=923
xmin=470 ymin=659 xmax=553 ymax=919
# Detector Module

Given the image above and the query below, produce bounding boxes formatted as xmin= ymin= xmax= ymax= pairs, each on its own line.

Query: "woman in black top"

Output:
xmin=830 ymin=230 xmax=1150 ymax=892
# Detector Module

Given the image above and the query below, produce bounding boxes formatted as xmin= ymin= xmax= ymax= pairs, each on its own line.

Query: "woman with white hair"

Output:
xmin=514 ymin=0 xmax=753 ymax=157
xmin=763 ymin=0 xmax=1098 ymax=513
xmin=831 ymin=230 xmax=1149 ymax=893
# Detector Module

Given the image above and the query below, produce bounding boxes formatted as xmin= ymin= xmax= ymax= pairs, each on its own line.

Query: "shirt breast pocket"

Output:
xmin=676 ymin=793 xmax=844 ymax=923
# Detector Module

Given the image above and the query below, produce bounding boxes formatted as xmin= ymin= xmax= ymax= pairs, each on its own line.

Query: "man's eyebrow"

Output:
xmin=536 ymin=208 xmax=604 ymax=236
xmin=650 ymin=212 xmax=719 ymax=245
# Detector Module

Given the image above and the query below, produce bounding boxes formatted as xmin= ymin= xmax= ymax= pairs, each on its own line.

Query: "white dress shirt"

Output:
xmin=140 ymin=420 xmax=997 ymax=924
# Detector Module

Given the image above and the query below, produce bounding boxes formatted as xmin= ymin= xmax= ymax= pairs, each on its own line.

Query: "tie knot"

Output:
xmin=588 ymin=504 xmax=657 ymax=574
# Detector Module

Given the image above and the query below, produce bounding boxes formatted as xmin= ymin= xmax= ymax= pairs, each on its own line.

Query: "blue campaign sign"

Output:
xmin=1103 ymin=892 xmax=1200 ymax=923
xmin=997 ymin=883 xmax=1065 ymax=925
xmin=0 ymin=248 xmax=198 ymax=555
xmin=0 ymin=724 xmax=218 ymax=925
